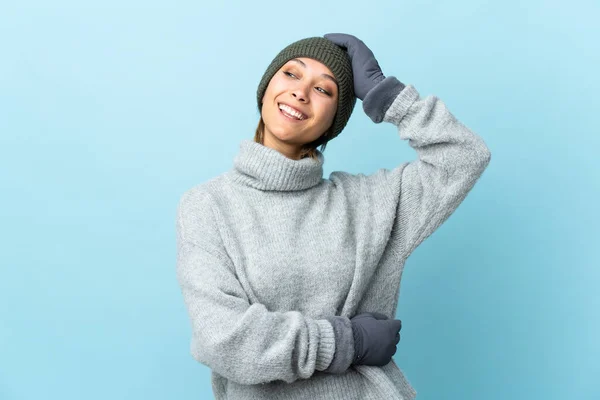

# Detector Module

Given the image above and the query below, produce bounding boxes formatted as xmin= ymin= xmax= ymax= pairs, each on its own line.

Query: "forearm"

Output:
xmin=362 ymin=78 xmax=491 ymax=256
xmin=364 ymin=76 xmax=491 ymax=170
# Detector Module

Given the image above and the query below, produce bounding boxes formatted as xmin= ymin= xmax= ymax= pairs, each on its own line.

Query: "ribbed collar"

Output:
xmin=228 ymin=139 xmax=324 ymax=191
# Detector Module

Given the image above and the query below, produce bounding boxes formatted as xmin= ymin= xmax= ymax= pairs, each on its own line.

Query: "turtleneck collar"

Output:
xmin=228 ymin=139 xmax=324 ymax=191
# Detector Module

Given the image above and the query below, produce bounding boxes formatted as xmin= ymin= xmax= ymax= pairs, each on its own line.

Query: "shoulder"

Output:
xmin=177 ymin=174 xmax=228 ymax=221
xmin=176 ymin=175 xmax=234 ymax=248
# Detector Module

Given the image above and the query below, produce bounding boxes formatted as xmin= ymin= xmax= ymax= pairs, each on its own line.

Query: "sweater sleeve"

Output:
xmin=175 ymin=189 xmax=353 ymax=385
xmin=360 ymin=77 xmax=492 ymax=259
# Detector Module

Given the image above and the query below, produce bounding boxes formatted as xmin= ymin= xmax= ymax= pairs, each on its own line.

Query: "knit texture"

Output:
xmin=256 ymin=37 xmax=356 ymax=141
xmin=176 ymin=80 xmax=491 ymax=399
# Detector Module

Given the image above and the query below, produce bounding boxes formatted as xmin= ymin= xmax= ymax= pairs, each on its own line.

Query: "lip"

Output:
xmin=278 ymin=102 xmax=308 ymax=120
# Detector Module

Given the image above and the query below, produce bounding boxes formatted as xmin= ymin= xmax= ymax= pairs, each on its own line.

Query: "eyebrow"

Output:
xmin=289 ymin=58 xmax=338 ymax=86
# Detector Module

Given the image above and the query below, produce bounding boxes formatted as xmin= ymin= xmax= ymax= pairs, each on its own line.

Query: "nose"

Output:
xmin=291 ymin=84 xmax=309 ymax=102
xmin=292 ymin=92 xmax=305 ymax=102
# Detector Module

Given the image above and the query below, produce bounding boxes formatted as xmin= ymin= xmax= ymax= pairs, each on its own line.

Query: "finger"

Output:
xmin=388 ymin=319 xmax=402 ymax=333
xmin=395 ymin=332 xmax=400 ymax=344
xmin=323 ymin=33 xmax=349 ymax=47
xmin=324 ymin=33 xmax=356 ymax=45
xmin=323 ymin=33 xmax=357 ymax=57
xmin=353 ymin=39 xmax=375 ymax=62
xmin=324 ymin=33 xmax=373 ymax=63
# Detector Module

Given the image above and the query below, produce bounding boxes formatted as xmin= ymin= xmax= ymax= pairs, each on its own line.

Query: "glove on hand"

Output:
xmin=350 ymin=312 xmax=402 ymax=367
xmin=323 ymin=33 xmax=385 ymax=100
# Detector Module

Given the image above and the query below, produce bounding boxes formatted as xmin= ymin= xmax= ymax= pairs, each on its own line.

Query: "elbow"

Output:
xmin=472 ymin=149 xmax=491 ymax=177
xmin=470 ymin=139 xmax=491 ymax=171
xmin=481 ymin=147 xmax=491 ymax=168
xmin=477 ymin=136 xmax=492 ymax=166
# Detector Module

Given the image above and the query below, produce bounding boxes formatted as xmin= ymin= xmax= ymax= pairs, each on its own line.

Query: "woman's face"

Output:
xmin=260 ymin=57 xmax=338 ymax=159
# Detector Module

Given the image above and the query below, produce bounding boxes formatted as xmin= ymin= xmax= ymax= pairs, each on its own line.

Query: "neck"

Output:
xmin=262 ymin=135 xmax=305 ymax=160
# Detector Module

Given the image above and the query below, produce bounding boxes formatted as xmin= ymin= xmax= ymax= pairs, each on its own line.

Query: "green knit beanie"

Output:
xmin=256 ymin=37 xmax=356 ymax=141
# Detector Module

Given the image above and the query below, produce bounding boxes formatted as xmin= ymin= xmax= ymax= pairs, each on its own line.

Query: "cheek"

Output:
xmin=267 ymin=75 xmax=286 ymax=93
xmin=262 ymin=77 xmax=280 ymax=102
xmin=322 ymin=102 xmax=337 ymax=125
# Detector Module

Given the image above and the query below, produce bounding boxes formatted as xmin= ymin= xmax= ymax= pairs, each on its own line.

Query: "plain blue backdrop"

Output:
xmin=1 ymin=1 xmax=598 ymax=399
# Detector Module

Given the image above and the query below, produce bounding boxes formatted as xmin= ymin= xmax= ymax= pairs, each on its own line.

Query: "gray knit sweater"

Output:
xmin=176 ymin=78 xmax=491 ymax=400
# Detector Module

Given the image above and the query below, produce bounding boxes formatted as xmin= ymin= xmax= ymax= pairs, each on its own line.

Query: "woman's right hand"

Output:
xmin=350 ymin=312 xmax=402 ymax=367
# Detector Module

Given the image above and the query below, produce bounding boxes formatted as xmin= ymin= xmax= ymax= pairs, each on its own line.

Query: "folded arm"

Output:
xmin=176 ymin=190 xmax=354 ymax=385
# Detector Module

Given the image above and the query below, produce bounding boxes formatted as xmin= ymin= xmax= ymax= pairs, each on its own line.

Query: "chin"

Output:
xmin=266 ymin=125 xmax=298 ymax=141
xmin=272 ymin=134 xmax=304 ymax=145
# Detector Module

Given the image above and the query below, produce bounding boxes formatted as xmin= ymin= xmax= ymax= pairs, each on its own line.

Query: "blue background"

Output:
xmin=1 ymin=1 xmax=598 ymax=399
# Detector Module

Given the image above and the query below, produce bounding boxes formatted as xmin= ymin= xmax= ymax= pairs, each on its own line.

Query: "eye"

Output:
xmin=283 ymin=71 xmax=297 ymax=79
xmin=316 ymin=87 xmax=331 ymax=96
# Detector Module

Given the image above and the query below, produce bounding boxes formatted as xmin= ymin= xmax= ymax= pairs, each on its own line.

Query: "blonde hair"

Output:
xmin=253 ymin=118 xmax=330 ymax=161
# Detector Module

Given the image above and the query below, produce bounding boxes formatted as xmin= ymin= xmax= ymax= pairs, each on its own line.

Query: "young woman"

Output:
xmin=176 ymin=33 xmax=491 ymax=399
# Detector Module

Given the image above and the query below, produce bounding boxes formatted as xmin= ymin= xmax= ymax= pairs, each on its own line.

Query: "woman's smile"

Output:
xmin=278 ymin=103 xmax=307 ymax=122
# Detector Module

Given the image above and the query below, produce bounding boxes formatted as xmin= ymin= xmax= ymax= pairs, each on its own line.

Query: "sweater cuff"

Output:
xmin=382 ymin=83 xmax=419 ymax=126
xmin=362 ymin=76 xmax=406 ymax=123
xmin=321 ymin=316 xmax=355 ymax=374
xmin=315 ymin=319 xmax=336 ymax=371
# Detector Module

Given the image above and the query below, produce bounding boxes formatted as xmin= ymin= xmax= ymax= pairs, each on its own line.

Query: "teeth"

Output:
xmin=279 ymin=104 xmax=305 ymax=120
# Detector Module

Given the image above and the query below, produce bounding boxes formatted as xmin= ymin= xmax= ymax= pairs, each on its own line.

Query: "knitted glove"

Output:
xmin=350 ymin=312 xmax=402 ymax=366
xmin=323 ymin=33 xmax=406 ymax=123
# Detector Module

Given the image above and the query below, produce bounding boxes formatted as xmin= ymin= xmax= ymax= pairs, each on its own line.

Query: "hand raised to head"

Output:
xmin=324 ymin=33 xmax=385 ymax=100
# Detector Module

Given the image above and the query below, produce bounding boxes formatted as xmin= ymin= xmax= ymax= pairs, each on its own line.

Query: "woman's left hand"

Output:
xmin=323 ymin=33 xmax=385 ymax=100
